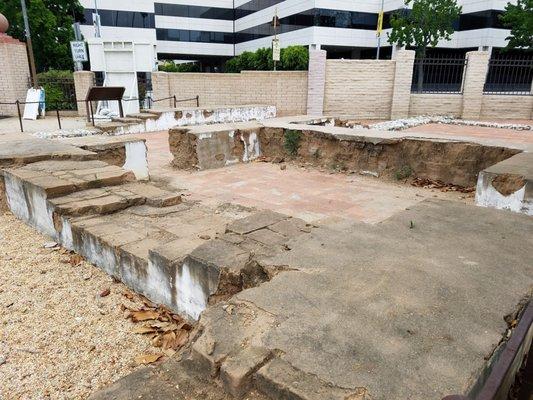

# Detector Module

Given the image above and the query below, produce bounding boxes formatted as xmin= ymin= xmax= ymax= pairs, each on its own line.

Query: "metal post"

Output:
xmin=173 ymin=95 xmax=177 ymax=108
xmin=196 ymin=95 xmax=199 ymax=107
xmin=118 ymin=100 xmax=124 ymax=118
xmin=20 ymin=0 xmax=38 ymax=87
xmin=16 ymin=100 xmax=23 ymax=132
xmin=90 ymin=101 xmax=95 ymax=126
xmin=376 ymin=0 xmax=385 ymax=60
xmin=93 ymin=0 xmax=101 ymax=38
xmin=56 ymin=108 xmax=62 ymax=130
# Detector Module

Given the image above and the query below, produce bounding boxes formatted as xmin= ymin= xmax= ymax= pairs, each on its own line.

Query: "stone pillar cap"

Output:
xmin=0 ymin=13 xmax=8 ymax=34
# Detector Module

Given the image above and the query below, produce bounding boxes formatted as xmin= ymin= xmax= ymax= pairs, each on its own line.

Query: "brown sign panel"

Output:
xmin=85 ymin=86 xmax=126 ymax=102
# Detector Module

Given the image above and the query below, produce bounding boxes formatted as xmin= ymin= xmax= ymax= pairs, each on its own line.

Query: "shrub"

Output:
xmin=395 ymin=165 xmax=413 ymax=180
xmin=158 ymin=61 xmax=178 ymax=72
xmin=280 ymin=46 xmax=309 ymax=71
xmin=176 ymin=63 xmax=200 ymax=72
xmin=223 ymin=46 xmax=309 ymax=72
xmin=253 ymin=47 xmax=274 ymax=70
xmin=37 ymin=70 xmax=76 ymax=111
xmin=284 ymin=129 xmax=302 ymax=156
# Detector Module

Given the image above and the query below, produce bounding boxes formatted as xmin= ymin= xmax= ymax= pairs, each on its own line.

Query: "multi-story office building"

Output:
xmin=79 ymin=0 xmax=516 ymax=69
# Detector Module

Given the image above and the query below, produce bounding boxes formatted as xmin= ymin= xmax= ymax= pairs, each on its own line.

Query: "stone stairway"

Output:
xmin=2 ymin=158 xmax=313 ymax=322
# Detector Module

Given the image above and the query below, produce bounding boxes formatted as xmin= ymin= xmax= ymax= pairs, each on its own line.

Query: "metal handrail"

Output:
xmin=0 ymin=94 xmax=200 ymax=133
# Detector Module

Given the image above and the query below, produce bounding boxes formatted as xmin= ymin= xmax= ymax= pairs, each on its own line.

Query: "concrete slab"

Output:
xmin=476 ymin=152 xmax=533 ymax=215
xmin=193 ymin=199 xmax=533 ymax=400
xmin=0 ymin=132 xmax=95 ymax=168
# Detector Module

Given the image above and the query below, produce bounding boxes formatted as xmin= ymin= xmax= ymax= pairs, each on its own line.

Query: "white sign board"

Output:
xmin=70 ymin=41 xmax=88 ymax=62
xmin=272 ymin=38 xmax=281 ymax=62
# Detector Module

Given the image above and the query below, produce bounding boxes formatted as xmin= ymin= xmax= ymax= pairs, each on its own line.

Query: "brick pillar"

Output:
xmin=390 ymin=49 xmax=415 ymax=119
xmin=461 ymin=51 xmax=490 ymax=120
xmin=306 ymin=49 xmax=327 ymax=115
xmin=151 ymin=71 xmax=171 ymax=108
xmin=0 ymin=34 xmax=31 ymax=116
xmin=73 ymin=71 xmax=95 ymax=117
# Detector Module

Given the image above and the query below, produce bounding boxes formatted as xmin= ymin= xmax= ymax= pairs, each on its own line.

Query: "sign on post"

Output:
xmin=70 ymin=41 xmax=88 ymax=63
xmin=272 ymin=38 xmax=281 ymax=62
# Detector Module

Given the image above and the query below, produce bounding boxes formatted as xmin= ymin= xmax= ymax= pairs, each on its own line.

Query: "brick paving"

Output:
xmin=405 ymin=122 xmax=533 ymax=146
xmin=136 ymin=131 xmax=467 ymax=224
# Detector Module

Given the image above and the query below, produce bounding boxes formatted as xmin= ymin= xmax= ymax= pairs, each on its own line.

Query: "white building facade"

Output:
xmin=79 ymin=0 xmax=516 ymax=67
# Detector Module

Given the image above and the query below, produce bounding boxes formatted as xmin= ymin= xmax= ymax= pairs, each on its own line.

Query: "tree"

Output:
xmin=223 ymin=46 xmax=309 ymax=73
xmin=500 ymin=0 xmax=533 ymax=51
xmin=388 ymin=0 xmax=462 ymax=91
xmin=0 ymin=0 xmax=83 ymax=72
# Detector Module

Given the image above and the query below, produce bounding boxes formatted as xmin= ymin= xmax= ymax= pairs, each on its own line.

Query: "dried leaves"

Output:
xmin=121 ymin=295 xmax=194 ymax=365
xmin=411 ymin=177 xmax=475 ymax=193
xmin=134 ymin=353 xmax=163 ymax=365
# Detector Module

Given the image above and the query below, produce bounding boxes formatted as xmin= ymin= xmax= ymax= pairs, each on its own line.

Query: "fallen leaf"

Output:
xmin=174 ymin=330 xmax=189 ymax=348
xmin=43 ymin=242 xmax=58 ymax=249
xmin=123 ymin=291 xmax=134 ymax=300
xmin=134 ymin=354 xmax=163 ymax=365
xmin=100 ymin=288 xmax=111 ymax=297
xmin=162 ymin=331 xmax=176 ymax=350
xmin=69 ymin=254 xmax=83 ymax=267
xmin=132 ymin=326 xmax=158 ymax=334
xmin=131 ymin=310 xmax=160 ymax=322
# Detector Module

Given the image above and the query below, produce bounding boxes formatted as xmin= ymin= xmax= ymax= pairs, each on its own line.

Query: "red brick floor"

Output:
xmin=405 ymin=123 xmax=533 ymax=146
xmin=134 ymin=131 xmax=467 ymax=224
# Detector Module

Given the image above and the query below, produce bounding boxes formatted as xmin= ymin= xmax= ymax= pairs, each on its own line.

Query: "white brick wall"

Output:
xmin=462 ymin=51 xmax=490 ymax=120
xmin=153 ymin=70 xmax=308 ymax=116
xmin=324 ymin=59 xmax=395 ymax=119
xmin=307 ymin=49 xmax=327 ymax=115
xmin=73 ymin=71 xmax=95 ymax=117
xmin=0 ymin=40 xmax=31 ymax=116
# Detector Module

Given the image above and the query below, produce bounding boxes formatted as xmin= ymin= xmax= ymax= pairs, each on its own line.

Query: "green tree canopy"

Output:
xmin=224 ymin=46 xmax=309 ymax=73
xmin=500 ymin=0 xmax=533 ymax=50
xmin=0 ymin=0 xmax=83 ymax=72
xmin=387 ymin=0 xmax=462 ymax=57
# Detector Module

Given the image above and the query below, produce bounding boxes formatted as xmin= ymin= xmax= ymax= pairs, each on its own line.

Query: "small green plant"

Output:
xmin=284 ymin=129 xmax=302 ymax=156
xmin=395 ymin=165 xmax=413 ymax=180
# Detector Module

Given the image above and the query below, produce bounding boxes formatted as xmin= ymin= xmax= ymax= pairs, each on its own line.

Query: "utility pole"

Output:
xmin=376 ymin=0 xmax=385 ymax=60
xmin=20 ymin=0 xmax=38 ymax=87
xmin=271 ymin=8 xmax=280 ymax=71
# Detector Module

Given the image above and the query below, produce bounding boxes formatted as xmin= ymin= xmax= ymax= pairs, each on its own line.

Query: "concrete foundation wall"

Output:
xmin=481 ymin=95 xmax=533 ymax=120
xmin=153 ymin=71 xmax=308 ymax=116
xmin=0 ymin=37 xmax=31 ymax=116
xmin=409 ymin=94 xmax=464 ymax=117
xmin=324 ymin=59 xmax=395 ymax=119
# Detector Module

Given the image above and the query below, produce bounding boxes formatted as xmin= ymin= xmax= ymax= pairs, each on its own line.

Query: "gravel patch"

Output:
xmin=348 ymin=115 xmax=533 ymax=132
xmin=0 ymin=212 xmax=164 ymax=400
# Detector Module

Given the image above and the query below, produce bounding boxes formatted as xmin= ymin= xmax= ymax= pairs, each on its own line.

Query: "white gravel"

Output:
xmin=355 ymin=115 xmax=533 ymax=132
xmin=0 ymin=212 xmax=163 ymax=400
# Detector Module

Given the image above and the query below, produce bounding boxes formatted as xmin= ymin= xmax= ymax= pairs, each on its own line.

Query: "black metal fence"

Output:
xmin=411 ymin=57 xmax=468 ymax=94
xmin=484 ymin=56 xmax=533 ymax=95
xmin=38 ymin=76 xmax=78 ymax=111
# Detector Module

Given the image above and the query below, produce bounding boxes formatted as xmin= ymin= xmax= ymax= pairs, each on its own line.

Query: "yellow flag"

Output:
xmin=377 ymin=11 xmax=384 ymax=36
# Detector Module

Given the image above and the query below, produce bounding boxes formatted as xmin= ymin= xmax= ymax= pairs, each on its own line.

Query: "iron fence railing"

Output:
xmin=411 ymin=57 xmax=468 ymax=94
xmin=0 ymin=94 xmax=200 ymax=132
xmin=484 ymin=56 xmax=533 ymax=95
xmin=38 ymin=77 xmax=78 ymax=111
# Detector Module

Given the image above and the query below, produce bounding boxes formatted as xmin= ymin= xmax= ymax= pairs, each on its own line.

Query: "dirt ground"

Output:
xmin=0 ymin=212 xmax=168 ymax=400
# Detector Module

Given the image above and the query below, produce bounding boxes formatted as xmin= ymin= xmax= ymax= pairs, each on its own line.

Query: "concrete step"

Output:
xmin=126 ymin=112 xmax=160 ymax=120
xmin=111 ymin=117 xmax=144 ymax=124
xmin=96 ymin=121 xmax=142 ymax=134
xmin=89 ymin=352 xmax=270 ymax=400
